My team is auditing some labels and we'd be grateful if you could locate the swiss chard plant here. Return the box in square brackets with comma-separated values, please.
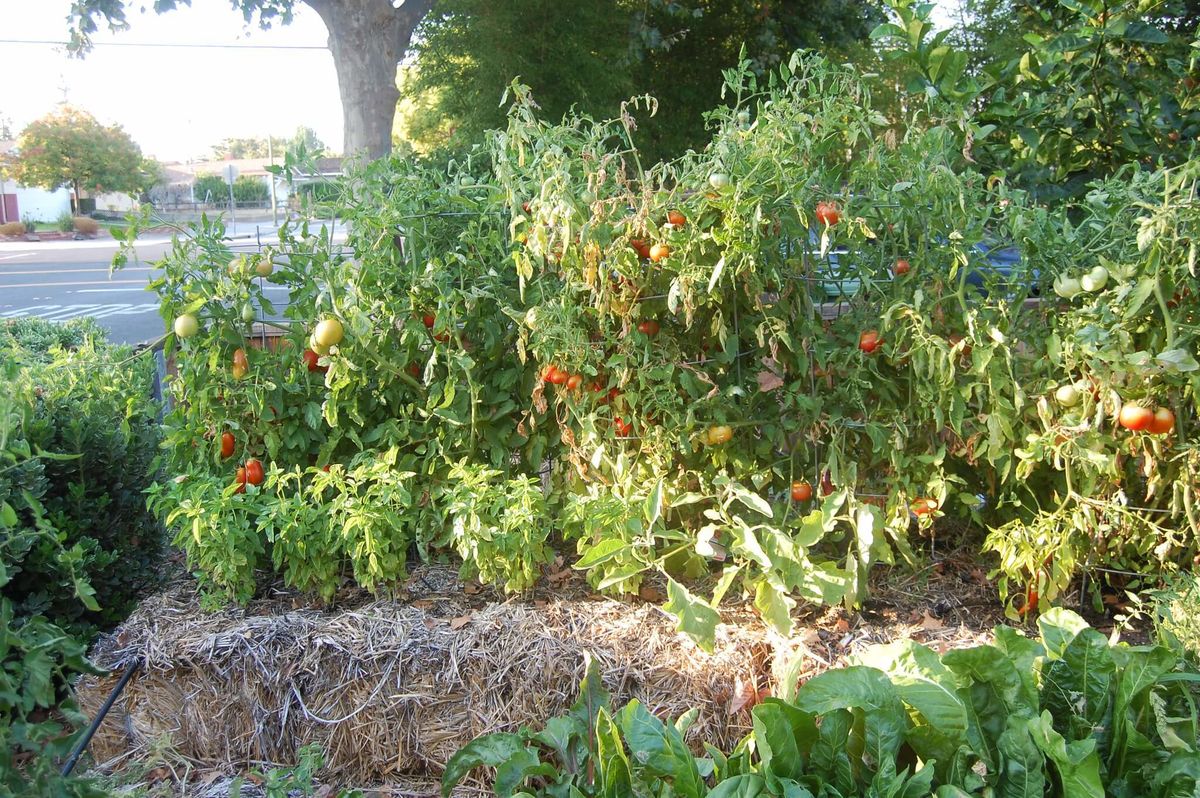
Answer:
[444, 610, 1200, 798]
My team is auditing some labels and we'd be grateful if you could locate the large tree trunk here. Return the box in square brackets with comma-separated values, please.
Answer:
[305, 0, 432, 161]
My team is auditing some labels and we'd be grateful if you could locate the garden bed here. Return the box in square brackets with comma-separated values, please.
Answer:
[75, 554, 1008, 791]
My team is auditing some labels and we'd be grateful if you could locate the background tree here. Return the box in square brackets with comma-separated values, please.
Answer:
[12, 106, 156, 209]
[288, 125, 327, 155]
[67, 0, 435, 160]
[402, 0, 884, 161]
[212, 136, 271, 159]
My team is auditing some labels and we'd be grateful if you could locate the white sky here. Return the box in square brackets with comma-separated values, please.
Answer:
[0, 1, 958, 165]
[0, 0, 342, 163]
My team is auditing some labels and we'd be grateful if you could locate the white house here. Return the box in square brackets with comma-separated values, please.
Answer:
[0, 140, 72, 225]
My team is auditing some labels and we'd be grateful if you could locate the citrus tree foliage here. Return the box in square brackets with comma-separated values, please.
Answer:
[11, 106, 157, 199]
[131, 53, 1199, 646]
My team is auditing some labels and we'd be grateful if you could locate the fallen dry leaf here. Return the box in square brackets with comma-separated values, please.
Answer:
[756, 370, 785, 392]
[450, 614, 473, 630]
[727, 675, 765, 715]
[834, 617, 851, 634]
[410, 599, 434, 610]
[638, 585, 665, 602]
[463, 581, 481, 595]
[921, 610, 945, 631]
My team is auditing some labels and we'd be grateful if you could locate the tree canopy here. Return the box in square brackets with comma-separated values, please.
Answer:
[400, 0, 884, 161]
[11, 106, 157, 200]
[211, 127, 328, 160]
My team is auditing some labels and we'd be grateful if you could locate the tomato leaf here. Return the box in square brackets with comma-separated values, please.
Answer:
[664, 577, 721, 652]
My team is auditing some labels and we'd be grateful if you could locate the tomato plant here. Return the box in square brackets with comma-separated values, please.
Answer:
[122, 52, 1198, 644]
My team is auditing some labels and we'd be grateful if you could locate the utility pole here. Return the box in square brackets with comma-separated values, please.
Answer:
[223, 163, 239, 235]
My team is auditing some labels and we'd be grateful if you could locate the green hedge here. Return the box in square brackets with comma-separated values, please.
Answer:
[0, 318, 163, 636]
[446, 610, 1200, 798]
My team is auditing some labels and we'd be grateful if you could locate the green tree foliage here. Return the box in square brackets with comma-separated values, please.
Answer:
[212, 136, 271, 159]
[11, 106, 157, 202]
[402, 0, 883, 160]
[875, 0, 1200, 202]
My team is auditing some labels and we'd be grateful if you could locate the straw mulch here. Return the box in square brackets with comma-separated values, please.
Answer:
[75, 567, 771, 785]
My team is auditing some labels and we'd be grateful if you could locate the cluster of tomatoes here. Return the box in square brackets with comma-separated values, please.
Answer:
[1117, 404, 1176, 434]
[219, 431, 264, 494]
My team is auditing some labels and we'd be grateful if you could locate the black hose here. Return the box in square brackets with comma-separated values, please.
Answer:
[61, 659, 141, 777]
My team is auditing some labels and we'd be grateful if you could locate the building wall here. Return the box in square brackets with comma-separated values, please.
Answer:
[93, 191, 138, 213]
[13, 186, 71, 222]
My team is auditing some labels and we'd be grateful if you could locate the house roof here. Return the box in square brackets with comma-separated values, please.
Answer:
[161, 155, 344, 185]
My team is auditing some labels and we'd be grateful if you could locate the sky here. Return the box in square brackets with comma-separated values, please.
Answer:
[0, 0, 342, 163]
[0, 2, 958, 165]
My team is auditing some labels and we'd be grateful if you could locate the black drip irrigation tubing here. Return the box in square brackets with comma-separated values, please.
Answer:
[61, 659, 141, 777]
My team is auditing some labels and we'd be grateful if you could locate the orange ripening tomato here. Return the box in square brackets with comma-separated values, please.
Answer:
[667, 210, 686, 227]
[649, 243, 671, 262]
[1118, 404, 1154, 431]
[234, 466, 247, 494]
[220, 431, 235, 459]
[1149, 407, 1175, 434]
[791, 481, 813, 502]
[894, 258, 910, 276]
[232, 348, 249, 380]
[637, 319, 661, 336]
[911, 498, 938, 516]
[566, 374, 583, 390]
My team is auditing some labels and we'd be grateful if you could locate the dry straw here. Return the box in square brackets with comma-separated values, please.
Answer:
[75, 568, 769, 785]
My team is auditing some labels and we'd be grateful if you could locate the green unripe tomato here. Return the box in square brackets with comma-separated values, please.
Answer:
[173, 313, 199, 339]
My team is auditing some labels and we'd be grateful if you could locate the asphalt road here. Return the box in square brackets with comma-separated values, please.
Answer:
[0, 231, 317, 346]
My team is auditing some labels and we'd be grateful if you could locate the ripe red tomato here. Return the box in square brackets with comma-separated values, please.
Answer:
[614, 416, 633, 436]
[302, 348, 327, 373]
[791, 481, 813, 502]
[232, 348, 249, 380]
[234, 466, 247, 494]
[245, 458, 264, 486]
[637, 319, 661, 336]
[815, 201, 841, 226]
[407, 362, 421, 378]
[220, 431, 234, 459]
[543, 365, 568, 385]
[566, 374, 583, 390]
[1118, 404, 1154, 431]
[667, 210, 686, 227]
[630, 239, 650, 259]
[422, 313, 436, 329]
[858, 330, 881, 354]
[1149, 407, 1176, 434]
[894, 258, 910, 276]
[521, 201, 531, 214]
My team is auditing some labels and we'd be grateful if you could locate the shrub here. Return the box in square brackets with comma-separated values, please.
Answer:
[0, 319, 163, 637]
[193, 173, 227, 205]
[0, 221, 24, 236]
[57, 210, 75, 232]
[231, 174, 269, 204]
[20, 213, 38, 232]
[0, 361, 112, 797]
[0, 317, 108, 364]
[447, 610, 1200, 798]
[73, 216, 100, 235]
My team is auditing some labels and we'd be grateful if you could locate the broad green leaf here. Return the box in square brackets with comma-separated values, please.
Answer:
[617, 700, 706, 798]
[752, 699, 818, 783]
[996, 717, 1045, 798]
[853, 640, 968, 741]
[754, 576, 796, 636]
[664, 577, 721, 652]
[1042, 629, 1114, 734]
[1038, 608, 1089, 659]
[1027, 712, 1103, 798]
[796, 666, 908, 775]
[574, 538, 628, 569]
[441, 733, 535, 797]
[708, 774, 768, 798]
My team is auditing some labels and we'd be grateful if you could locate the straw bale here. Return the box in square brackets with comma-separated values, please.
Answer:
[75, 571, 769, 784]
